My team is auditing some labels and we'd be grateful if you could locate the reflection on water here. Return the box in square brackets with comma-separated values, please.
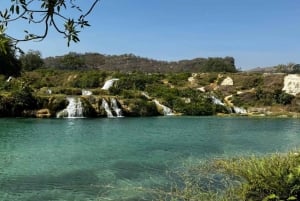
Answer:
[0, 117, 299, 200]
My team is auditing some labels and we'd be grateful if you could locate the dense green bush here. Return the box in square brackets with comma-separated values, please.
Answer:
[52, 87, 82, 95]
[202, 57, 237, 73]
[10, 86, 37, 116]
[116, 74, 150, 91]
[167, 72, 191, 86]
[123, 99, 159, 117]
[0, 95, 14, 116]
[47, 96, 68, 115]
[19, 50, 44, 71]
[156, 151, 300, 201]
[214, 152, 300, 201]
[0, 36, 21, 76]
[273, 89, 294, 105]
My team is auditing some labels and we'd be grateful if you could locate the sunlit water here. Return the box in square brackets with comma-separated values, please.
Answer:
[0, 117, 299, 200]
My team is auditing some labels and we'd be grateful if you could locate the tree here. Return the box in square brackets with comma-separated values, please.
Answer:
[0, 0, 100, 51]
[0, 35, 21, 76]
[19, 50, 44, 71]
[61, 52, 85, 69]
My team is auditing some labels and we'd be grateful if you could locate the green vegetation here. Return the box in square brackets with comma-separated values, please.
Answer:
[0, 66, 298, 117]
[19, 50, 44, 71]
[0, 47, 299, 118]
[0, 35, 21, 76]
[43, 53, 237, 73]
[156, 151, 300, 201]
[0, 1, 100, 49]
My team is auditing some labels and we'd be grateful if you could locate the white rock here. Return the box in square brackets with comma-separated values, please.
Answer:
[221, 77, 234, 86]
[197, 87, 206, 92]
[282, 74, 300, 96]
[82, 89, 92, 96]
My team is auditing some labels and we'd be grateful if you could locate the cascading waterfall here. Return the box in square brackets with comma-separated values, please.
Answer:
[111, 98, 123, 117]
[154, 100, 174, 116]
[101, 79, 119, 90]
[211, 96, 225, 106]
[233, 106, 247, 114]
[82, 89, 92, 96]
[57, 97, 84, 118]
[212, 96, 247, 115]
[101, 99, 114, 118]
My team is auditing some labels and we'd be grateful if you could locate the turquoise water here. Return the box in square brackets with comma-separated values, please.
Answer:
[0, 117, 299, 200]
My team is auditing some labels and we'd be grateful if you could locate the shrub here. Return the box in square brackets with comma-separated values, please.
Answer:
[0, 95, 14, 116]
[167, 72, 191, 87]
[156, 151, 300, 201]
[213, 152, 300, 201]
[11, 85, 37, 116]
[123, 99, 159, 116]
[48, 96, 68, 115]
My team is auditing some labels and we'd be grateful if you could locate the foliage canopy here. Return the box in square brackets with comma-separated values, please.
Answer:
[0, 0, 100, 51]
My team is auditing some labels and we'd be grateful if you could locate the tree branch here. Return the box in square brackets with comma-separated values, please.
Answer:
[0, 0, 100, 50]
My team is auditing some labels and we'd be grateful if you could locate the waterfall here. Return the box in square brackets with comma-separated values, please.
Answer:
[82, 89, 92, 96]
[154, 100, 174, 116]
[101, 99, 114, 118]
[111, 98, 123, 117]
[211, 96, 225, 106]
[211, 96, 232, 113]
[57, 97, 84, 118]
[211, 96, 247, 115]
[101, 79, 119, 90]
[233, 106, 247, 115]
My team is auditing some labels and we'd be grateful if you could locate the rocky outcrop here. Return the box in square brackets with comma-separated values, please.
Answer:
[221, 77, 234, 86]
[282, 74, 300, 96]
[36, 109, 51, 118]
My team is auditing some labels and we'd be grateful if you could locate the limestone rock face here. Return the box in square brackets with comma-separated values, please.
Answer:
[36, 109, 51, 118]
[282, 74, 300, 96]
[221, 77, 234, 86]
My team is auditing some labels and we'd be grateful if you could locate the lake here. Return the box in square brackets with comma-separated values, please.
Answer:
[0, 117, 299, 200]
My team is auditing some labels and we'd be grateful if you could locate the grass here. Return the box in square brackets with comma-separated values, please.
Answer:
[154, 151, 300, 201]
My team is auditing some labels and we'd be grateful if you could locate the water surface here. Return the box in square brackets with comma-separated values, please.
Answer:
[0, 117, 299, 200]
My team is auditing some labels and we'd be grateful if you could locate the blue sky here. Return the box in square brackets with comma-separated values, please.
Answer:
[4, 0, 300, 69]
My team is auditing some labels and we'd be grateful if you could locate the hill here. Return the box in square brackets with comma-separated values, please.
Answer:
[43, 52, 237, 73]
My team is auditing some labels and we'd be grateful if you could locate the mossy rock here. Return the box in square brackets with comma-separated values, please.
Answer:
[122, 99, 159, 117]
[80, 96, 97, 117]
[48, 96, 68, 116]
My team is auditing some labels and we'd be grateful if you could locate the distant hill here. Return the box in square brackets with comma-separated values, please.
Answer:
[43, 52, 237, 73]
[248, 63, 300, 74]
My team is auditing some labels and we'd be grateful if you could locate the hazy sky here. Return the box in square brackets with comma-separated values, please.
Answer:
[4, 0, 300, 69]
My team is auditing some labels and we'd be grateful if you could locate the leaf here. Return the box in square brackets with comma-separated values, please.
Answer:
[262, 194, 279, 201]
[10, 5, 15, 14]
[288, 196, 297, 200]
[0, 38, 8, 54]
[16, 5, 20, 15]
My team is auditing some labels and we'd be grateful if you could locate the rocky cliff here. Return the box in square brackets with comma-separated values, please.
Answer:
[1, 71, 300, 118]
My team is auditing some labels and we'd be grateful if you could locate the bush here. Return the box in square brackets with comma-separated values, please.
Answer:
[48, 96, 68, 115]
[213, 152, 300, 201]
[123, 99, 159, 116]
[167, 72, 191, 86]
[0, 95, 14, 116]
[156, 151, 300, 201]
[52, 87, 82, 95]
[11, 85, 37, 116]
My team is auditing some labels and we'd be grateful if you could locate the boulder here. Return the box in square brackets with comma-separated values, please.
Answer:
[221, 77, 234, 86]
[282, 74, 300, 96]
[36, 109, 51, 118]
